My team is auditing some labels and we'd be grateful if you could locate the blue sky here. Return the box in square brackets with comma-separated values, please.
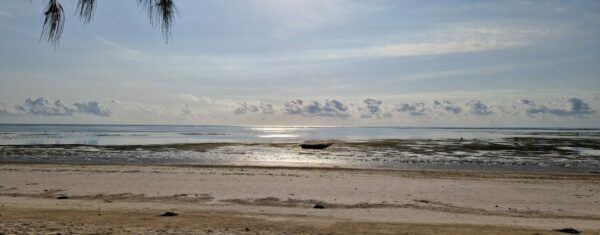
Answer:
[0, 0, 599, 126]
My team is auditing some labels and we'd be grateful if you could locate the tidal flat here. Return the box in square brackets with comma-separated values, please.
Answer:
[1, 136, 599, 173]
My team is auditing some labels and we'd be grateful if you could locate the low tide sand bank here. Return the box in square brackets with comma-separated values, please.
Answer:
[1, 164, 599, 234]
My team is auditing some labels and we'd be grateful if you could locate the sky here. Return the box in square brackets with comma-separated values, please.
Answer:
[0, 0, 599, 127]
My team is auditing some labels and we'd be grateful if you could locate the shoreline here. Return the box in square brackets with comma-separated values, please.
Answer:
[1, 163, 599, 234]
[3, 161, 600, 176]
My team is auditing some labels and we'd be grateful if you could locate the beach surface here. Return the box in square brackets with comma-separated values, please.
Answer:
[1, 163, 599, 234]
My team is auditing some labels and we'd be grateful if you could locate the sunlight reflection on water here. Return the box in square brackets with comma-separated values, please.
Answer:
[257, 134, 299, 138]
[1, 124, 599, 148]
[250, 126, 314, 132]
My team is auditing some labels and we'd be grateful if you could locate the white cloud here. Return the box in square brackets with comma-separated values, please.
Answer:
[524, 98, 595, 117]
[468, 100, 494, 116]
[2, 97, 111, 117]
[554, 7, 568, 12]
[117, 96, 599, 122]
[284, 99, 350, 118]
[173, 93, 202, 102]
[433, 100, 463, 114]
[93, 24, 558, 77]
[0, 10, 13, 20]
[181, 104, 193, 116]
[234, 102, 274, 115]
[73, 101, 111, 117]
[304, 25, 558, 60]
[396, 102, 428, 116]
[0, 101, 16, 115]
[2, 95, 598, 126]
[256, 0, 357, 34]
[358, 98, 392, 119]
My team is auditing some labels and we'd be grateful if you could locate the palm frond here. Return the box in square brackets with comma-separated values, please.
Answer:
[39, 0, 178, 47]
[76, 0, 96, 24]
[138, 0, 178, 42]
[40, 0, 65, 47]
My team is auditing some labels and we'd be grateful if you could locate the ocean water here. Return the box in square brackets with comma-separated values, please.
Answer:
[1, 124, 598, 145]
[1, 124, 599, 173]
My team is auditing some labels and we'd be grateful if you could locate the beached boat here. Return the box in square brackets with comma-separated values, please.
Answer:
[299, 143, 333, 149]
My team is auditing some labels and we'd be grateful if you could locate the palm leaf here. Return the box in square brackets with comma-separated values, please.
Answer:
[40, 0, 178, 47]
[76, 0, 96, 24]
[138, 0, 178, 42]
[40, 0, 64, 47]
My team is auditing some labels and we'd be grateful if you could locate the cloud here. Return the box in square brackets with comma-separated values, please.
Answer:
[554, 7, 568, 12]
[397, 102, 428, 116]
[468, 100, 493, 115]
[15, 98, 76, 116]
[3, 95, 598, 125]
[73, 101, 111, 117]
[526, 98, 595, 116]
[284, 99, 350, 117]
[396, 100, 467, 117]
[0, 102, 14, 115]
[234, 102, 274, 115]
[107, 98, 161, 114]
[433, 100, 463, 114]
[522, 99, 535, 105]
[258, 0, 355, 33]
[181, 104, 193, 115]
[10, 97, 111, 117]
[359, 98, 392, 118]
[292, 25, 557, 61]
[362, 98, 382, 114]
[0, 10, 12, 20]
[92, 24, 559, 81]
[173, 93, 202, 102]
[171, 94, 241, 110]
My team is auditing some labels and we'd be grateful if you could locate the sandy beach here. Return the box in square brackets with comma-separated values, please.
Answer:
[1, 163, 599, 234]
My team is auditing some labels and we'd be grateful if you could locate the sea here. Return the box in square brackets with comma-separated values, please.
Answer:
[1, 124, 599, 173]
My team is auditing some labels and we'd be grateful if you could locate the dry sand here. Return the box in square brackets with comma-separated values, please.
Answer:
[1, 163, 599, 234]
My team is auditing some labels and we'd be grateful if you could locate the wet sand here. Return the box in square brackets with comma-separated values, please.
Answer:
[1, 163, 599, 234]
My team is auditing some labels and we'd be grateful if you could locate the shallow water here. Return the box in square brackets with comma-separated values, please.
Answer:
[1, 124, 599, 173]
[1, 124, 598, 145]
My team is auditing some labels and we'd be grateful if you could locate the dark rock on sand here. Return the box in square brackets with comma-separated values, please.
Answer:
[160, 211, 178, 217]
[554, 228, 581, 234]
[56, 195, 69, 200]
[313, 204, 325, 209]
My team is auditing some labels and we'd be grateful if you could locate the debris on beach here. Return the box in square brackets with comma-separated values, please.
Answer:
[554, 228, 581, 234]
[160, 211, 178, 217]
[56, 195, 69, 200]
[313, 204, 325, 209]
